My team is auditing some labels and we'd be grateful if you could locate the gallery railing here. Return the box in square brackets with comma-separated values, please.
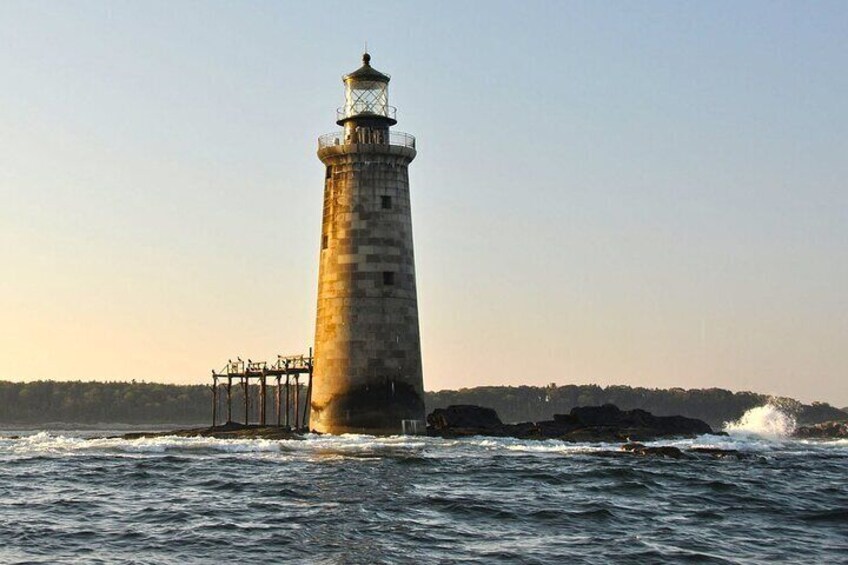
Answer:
[318, 130, 416, 150]
[336, 104, 397, 122]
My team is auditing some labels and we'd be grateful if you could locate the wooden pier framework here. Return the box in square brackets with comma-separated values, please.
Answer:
[211, 351, 313, 431]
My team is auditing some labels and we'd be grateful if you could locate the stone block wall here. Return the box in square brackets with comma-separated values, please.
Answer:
[310, 143, 424, 434]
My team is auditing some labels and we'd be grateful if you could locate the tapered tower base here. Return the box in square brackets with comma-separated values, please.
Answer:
[310, 143, 424, 435]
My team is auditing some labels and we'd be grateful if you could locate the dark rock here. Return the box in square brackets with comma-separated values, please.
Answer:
[620, 443, 751, 459]
[688, 447, 749, 459]
[620, 442, 686, 459]
[621, 442, 646, 451]
[567, 404, 713, 438]
[426, 403, 714, 442]
[793, 420, 848, 439]
[570, 404, 627, 426]
[119, 424, 308, 441]
[552, 413, 580, 425]
[215, 420, 252, 432]
[536, 418, 582, 438]
[502, 422, 540, 438]
[642, 446, 686, 459]
[426, 405, 502, 431]
[560, 427, 628, 443]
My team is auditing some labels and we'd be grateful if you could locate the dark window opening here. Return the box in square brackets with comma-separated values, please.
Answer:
[383, 271, 395, 286]
[322, 234, 329, 249]
[325, 166, 332, 179]
[381, 195, 392, 210]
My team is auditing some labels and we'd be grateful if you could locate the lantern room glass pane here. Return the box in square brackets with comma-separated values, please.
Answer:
[344, 80, 389, 118]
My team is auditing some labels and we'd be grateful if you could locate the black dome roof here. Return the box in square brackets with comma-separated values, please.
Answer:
[343, 53, 391, 83]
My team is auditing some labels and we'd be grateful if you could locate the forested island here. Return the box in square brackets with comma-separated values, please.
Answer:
[429, 385, 846, 428]
[0, 380, 844, 428]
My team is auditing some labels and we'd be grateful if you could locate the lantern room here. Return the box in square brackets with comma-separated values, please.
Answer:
[336, 53, 397, 142]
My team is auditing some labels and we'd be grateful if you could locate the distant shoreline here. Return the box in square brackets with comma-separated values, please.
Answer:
[1, 380, 845, 429]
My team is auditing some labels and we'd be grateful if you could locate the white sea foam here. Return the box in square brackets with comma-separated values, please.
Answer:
[0, 430, 446, 460]
[5, 432, 287, 455]
[1, 431, 611, 459]
[723, 404, 797, 440]
[4, 418, 845, 460]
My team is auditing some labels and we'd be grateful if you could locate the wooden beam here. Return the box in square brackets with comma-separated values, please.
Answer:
[294, 374, 300, 430]
[301, 374, 310, 430]
[226, 376, 233, 423]
[275, 376, 282, 427]
[285, 374, 291, 429]
[304, 364, 313, 430]
[211, 375, 218, 428]
[259, 374, 267, 426]
[211, 351, 314, 428]
[242, 376, 249, 425]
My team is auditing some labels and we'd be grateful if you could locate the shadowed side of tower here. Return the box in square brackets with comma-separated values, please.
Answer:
[310, 53, 425, 435]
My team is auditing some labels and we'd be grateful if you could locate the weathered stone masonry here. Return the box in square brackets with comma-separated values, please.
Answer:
[309, 55, 425, 434]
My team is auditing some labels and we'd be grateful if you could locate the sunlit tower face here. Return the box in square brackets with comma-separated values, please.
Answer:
[310, 53, 424, 435]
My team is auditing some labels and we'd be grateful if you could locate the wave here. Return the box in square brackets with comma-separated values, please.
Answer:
[0, 431, 438, 458]
[3, 424, 846, 460]
[3, 432, 288, 455]
[723, 404, 797, 439]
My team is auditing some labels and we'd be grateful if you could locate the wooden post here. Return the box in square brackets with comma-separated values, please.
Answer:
[303, 348, 313, 429]
[285, 374, 291, 429]
[276, 376, 282, 427]
[304, 366, 313, 430]
[211, 375, 218, 428]
[259, 374, 267, 426]
[294, 374, 300, 430]
[301, 373, 310, 430]
[243, 376, 249, 425]
[226, 376, 233, 423]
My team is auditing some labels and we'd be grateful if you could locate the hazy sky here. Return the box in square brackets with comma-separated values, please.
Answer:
[1, 1, 846, 405]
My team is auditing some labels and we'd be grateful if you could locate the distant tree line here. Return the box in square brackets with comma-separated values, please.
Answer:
[0, 381, 211, 425]
[0, 380, 305, 426]
[0, 380, 844, 427]
[427, 384, 847, 427]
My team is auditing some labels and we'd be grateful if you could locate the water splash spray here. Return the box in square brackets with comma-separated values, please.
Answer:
[724, 404, 797, 439]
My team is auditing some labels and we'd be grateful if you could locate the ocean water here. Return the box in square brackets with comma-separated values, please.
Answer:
[1, 408, 846, 564]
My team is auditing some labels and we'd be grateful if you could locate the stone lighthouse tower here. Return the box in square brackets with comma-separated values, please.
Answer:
[310, 53, 425, 435]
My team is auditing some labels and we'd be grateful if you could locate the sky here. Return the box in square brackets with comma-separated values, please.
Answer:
[1, 1, 846, 405]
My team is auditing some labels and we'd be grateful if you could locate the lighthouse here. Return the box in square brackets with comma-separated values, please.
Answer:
[310, 53, 425, 434]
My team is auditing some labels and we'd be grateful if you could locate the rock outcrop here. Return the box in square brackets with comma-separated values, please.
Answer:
[120, 422, 306, 440]
[793, 420, 848, 440]
[621, 442, 686, 459]
[619, 442, 751, 459]
[425, 405, 503, 430]
[427, 403, 714, 442]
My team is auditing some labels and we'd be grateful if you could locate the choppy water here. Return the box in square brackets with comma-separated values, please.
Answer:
[1, 413, 846, 564]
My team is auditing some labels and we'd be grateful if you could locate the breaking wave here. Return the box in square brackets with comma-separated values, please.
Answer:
[3, 431, 288, 455]
[724, 404, 797, 439]
[5, 423, 842, 462]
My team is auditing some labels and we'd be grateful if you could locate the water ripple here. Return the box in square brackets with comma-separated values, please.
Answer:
[0, 430, 846, 563]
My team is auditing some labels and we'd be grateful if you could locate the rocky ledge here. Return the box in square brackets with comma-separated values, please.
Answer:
[426, 403, 716, 442]
[793, 420, 848, 440]
[119, 421, 307, 440]
[117, 404, 718, 444]
[617, 442, 753, 460]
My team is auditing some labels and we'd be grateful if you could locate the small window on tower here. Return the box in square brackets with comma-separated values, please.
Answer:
[381, 195, 392, 210]
[383, 271, 395, 286]
[325, 166, 333, 179]
[322, 235, 329, 250]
